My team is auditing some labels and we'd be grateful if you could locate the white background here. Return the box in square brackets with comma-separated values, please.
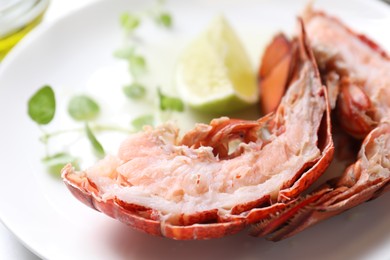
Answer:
[0, 1, 96, 258]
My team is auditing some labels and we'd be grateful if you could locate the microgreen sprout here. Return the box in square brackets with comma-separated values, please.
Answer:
[149, 0, 173, 28]
[68, 95, 100, 121]
[155, 12, 172, 28]
[131, 114, 154, 131]
[28, 0, 180, 177]
[85, 123, 105, 158]
[120, 12, 141, 34]
[28, 85, 56, 125]
[42, 152, 80, 177]
[158, 88, 184, 112]
[27, 86, 132, 177]
[114, 47, 147, 80]
[123, 82, 146, 99]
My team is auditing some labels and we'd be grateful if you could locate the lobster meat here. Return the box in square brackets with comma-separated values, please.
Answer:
[63, 7, 390, 241]
[255, 7, 390, 240]
[62, 20, 334, 239]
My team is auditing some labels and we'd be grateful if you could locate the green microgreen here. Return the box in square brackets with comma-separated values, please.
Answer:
[114, 47, 147, 79]
[148, 0, 173, 28]
[123, 83, 146, 99]
[68, 95, 100, 121]
[155, 12, 172, 28]
[28, 1, 177, 177]
[85, 123, 105, 158]
[42, 152, 80, 177]
[113, 46, 135, 60]
[131, 114, 154, 131]
[120, 12, 141, 34]
[129, 54, 147, 77]
[28, 85, 56, 125]
[158, 88, 184, 112]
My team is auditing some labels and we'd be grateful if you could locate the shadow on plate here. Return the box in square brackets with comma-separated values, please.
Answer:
[99, 191, 390, 260]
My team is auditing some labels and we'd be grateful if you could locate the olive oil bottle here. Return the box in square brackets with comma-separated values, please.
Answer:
[0, 0, 49, 60]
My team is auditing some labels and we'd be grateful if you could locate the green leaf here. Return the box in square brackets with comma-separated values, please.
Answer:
[131, 114, 154, 131]
[113, 47, 146, 78]
[68, 95, 100, 121]
[42, 152, 79, 177]
[28, 85, 56, 125]
[149, 0, 172, 28]
[158, 88, 184, 112]
[85, 124, 105, 158]
[129, 54, 147, 77]
[120, 12, 141, 33]
[123, 83, 146, 99]
[113, 46, 134, 60]
[156, 12, 172, 28]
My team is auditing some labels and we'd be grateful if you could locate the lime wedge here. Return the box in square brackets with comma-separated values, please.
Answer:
[176, 15, 258, 114]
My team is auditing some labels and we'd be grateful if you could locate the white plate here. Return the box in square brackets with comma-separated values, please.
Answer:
[1, 0, 390, 259]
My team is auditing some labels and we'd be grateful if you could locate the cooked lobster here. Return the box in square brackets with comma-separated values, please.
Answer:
[62, 7, 390, 241]
[62, 19, 334, 239]
[255, 7, 390, 241]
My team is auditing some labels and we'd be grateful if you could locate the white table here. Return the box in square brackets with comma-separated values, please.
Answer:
[0, 1, 96, 258]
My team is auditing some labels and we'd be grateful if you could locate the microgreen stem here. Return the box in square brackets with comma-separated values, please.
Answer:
[40, 127, 81, 141]
[38, 125, 50, 157]
[93, 124, 134, 134]
[39, 124, 133, 142]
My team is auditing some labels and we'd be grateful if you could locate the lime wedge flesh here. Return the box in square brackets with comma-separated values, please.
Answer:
[176, 15, 258, 114]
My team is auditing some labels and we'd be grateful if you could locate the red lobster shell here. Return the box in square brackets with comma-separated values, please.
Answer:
[254, 7, 390, 241]
[62, 19, 334, 240]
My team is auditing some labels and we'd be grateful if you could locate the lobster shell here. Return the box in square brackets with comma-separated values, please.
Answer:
[254, 7, 390, 241]
[62, 19, 334, 240]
